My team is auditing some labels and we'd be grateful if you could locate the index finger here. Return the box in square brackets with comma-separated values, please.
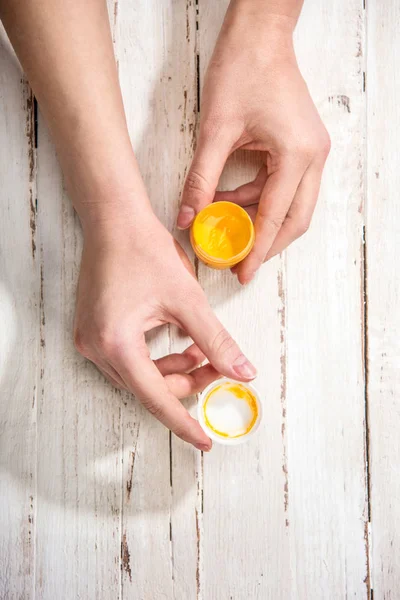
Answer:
[237, 160, 306, 284]
[114, 339, 212, 451]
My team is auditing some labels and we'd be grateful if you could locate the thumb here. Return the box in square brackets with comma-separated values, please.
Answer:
[177, 129, 233, 229]
[178, 295, 257, 381]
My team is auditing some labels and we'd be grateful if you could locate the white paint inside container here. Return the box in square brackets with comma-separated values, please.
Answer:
[198, 378, 262, 446]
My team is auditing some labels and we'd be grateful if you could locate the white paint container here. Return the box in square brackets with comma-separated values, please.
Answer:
[198, 378, 262, 446]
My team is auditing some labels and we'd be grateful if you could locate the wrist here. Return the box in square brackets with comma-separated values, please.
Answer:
[79, 188, 155, 243]
[59, 140, 155, 238]
[68, 164, 155, 242]
[220, 1, 297, 64]
[229, 0, 302, 24]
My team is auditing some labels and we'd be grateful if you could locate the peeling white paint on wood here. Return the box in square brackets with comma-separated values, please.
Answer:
[287, 1, 368, 597]
[367, 1, 400, 597]
[0, 29, 39, 600]
[0, 0, 399, 598]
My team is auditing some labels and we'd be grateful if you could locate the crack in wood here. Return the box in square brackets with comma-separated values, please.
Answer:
[362, 224, 372, 597]
[126, 449, 136, 501]
[24, 82, 37, 260]
[194, 451, 204, 598]
[278, 268, 289, 523]
[29, 190, 36, 260]
[121, 533, 132, 582]
[40, 263, 46, 343]
[195, 507, 200, 597]
[186, 0, 191, 41]
[112, 0, 118, 44]
[328, 94, 351, 113]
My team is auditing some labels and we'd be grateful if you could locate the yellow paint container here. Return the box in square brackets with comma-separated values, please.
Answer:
[198, 378, 262, 446]
[190, 201, 255, 269]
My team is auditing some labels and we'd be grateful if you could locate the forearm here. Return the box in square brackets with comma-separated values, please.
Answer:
[0, 0, 149, 233]
[207, 0, 303, 76]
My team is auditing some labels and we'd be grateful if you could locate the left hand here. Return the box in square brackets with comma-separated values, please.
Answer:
[177, 5, 331, 284]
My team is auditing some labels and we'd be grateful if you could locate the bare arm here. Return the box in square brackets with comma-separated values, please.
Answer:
[0, 0, 146, 230]
[0, 0, 256, 449]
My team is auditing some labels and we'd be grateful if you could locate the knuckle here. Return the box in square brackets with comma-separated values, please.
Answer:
[258, 208, 285, 233]
[94, 324, 129, 359]
[268, 217, 285, 232]
[95, 326, 117, 356]
[185, 169, 210, 196]
[257, 203, 285, 232]
[73, 325, 95, 360]
[74, 314, 132, 361]
[73, 327, 90, 356]
[296, 130, 331, 162]
[286, 212, 311, 238]
[210, 327, 239, 360]
[319, 131, 332, 158]
[298, 141, 319, 161]
[296, 218, 311, 237]
[143, 399, 165, 421]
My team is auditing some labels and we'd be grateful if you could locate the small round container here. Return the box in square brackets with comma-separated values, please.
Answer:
[198, 378, 262, 446]
[190, 201, 255, 269]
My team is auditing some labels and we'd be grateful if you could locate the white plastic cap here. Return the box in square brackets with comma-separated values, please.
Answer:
[197, 377, 262, 446]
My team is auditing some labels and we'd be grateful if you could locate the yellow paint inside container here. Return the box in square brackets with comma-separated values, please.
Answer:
[203, 381, 259, 439]
[190, 201, 255, 269]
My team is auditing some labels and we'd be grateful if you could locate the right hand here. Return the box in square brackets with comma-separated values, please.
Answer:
[74, 210, 257, 451]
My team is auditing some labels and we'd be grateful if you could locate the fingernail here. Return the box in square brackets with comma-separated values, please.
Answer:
[233, 355, 257, 380]
[196, 442, 212, 452]
[177, 205, 195, 229]
[241, 272, 255, 286]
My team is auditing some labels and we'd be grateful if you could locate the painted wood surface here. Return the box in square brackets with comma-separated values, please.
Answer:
[0, 0, 398, 598]
[0, 30, 39, 600]
[367, 2, 400, 597]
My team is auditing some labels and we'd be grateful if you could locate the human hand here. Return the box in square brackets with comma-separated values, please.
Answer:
[177, 4, 331, 284]
[73, 209, 257, 451]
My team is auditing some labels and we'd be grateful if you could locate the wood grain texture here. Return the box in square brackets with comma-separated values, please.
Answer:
[197, 3, 290, 598]
[1, 0, 400, 598]
[34, 120, 122, 600]
[116, 1, 195, 597]
[287, 0, 369, 597]
[34, 1, 123, 597]
[198, 0, 369, 598]
[367, 1, 400, 597]
[0, 26, 38, 600]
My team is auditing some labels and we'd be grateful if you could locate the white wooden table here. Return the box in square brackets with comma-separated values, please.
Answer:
[0, 1, 399, 598]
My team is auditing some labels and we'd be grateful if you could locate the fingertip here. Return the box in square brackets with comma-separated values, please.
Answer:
[180, 413, 212, 450]
[232, 355, 257, 380]
[236, 267, 255, 286]
[177, 205, 195, 229]
[236, 253, 259, 285]
[195, 440, 212, 452]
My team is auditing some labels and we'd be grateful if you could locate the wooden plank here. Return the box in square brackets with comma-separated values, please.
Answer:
[197, 3, 290, 598]
[115, 1, 196, 597]
[198, 0, 368, 597]
[288, 0, 368, 596]
[34, 2, 123, 596]
[0, 27, 38, 600]
[164, 3, 204, 600]
[367, 1, 400, 596]
[34, 120, 122, 600]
